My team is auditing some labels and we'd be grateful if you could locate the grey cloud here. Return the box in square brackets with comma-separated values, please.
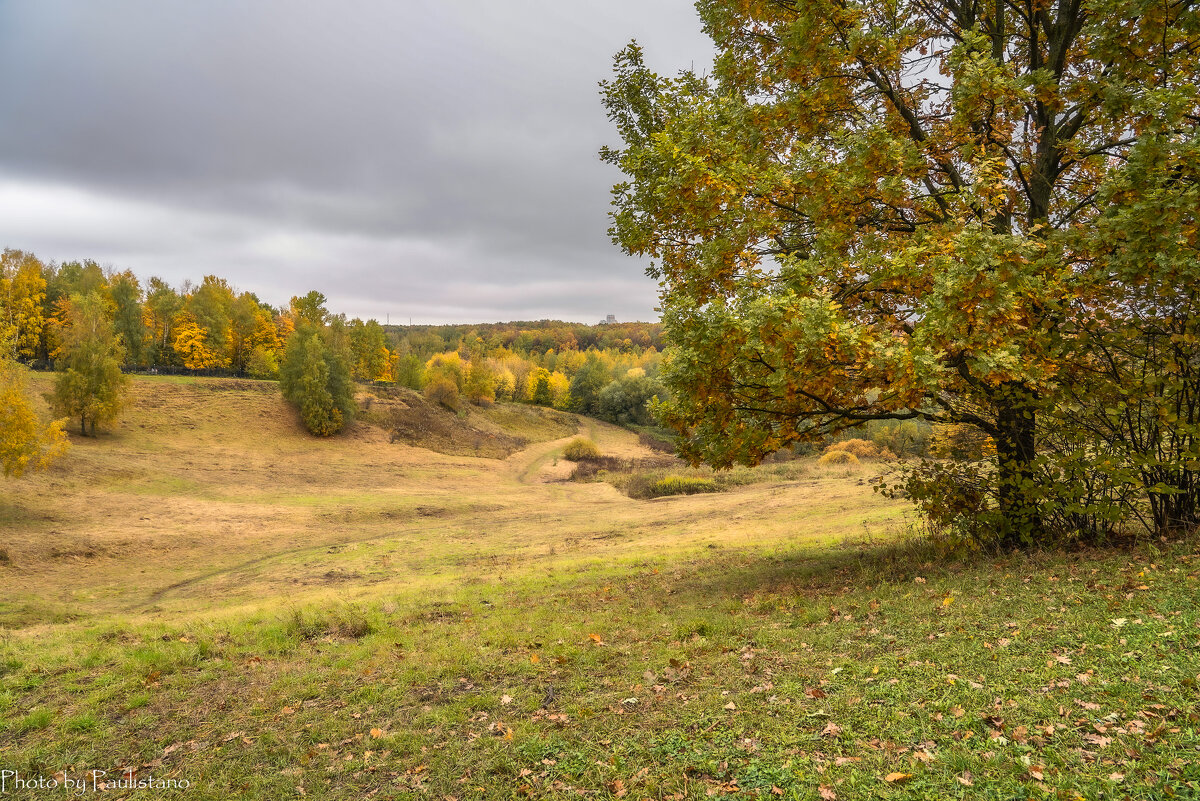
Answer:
[0, 1, 711, 322]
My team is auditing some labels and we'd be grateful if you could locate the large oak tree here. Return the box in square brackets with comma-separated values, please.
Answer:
[602, 0, 1200, 541]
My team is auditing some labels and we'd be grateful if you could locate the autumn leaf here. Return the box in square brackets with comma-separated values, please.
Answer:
[588, 633, 605, 645]
[884, 773, 912, 784]
[819, 786, 837, 800]
[369, 728, 384, 738]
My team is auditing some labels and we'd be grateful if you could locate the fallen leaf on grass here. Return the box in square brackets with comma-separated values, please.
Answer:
[370, 728, 384, 738]
[588, 634, 605, 645]
[819, 786, 836, 800]
[501, 695, 513, 706]
[884, 773, 912, 784]
[821, 722, 842, 738]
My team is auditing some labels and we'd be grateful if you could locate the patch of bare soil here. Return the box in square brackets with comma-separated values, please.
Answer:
[357, 387, 529, 459]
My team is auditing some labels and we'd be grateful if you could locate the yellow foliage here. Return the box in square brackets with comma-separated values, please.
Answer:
[0, 250, 47, 360]
[173, 315, 231, 369]
[0, 357, 68, 477]
[824, 438, 880, 459]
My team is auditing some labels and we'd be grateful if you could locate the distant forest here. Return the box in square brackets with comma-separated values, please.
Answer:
[0, 248, 666, 425]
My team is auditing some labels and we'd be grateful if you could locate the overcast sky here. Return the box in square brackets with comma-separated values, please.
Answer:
[0, 1, 712, 324]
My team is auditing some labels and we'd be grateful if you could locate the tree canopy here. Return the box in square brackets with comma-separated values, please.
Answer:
[51, 293, 129, 437]
[602, 0, 1200, 543]
[0, 342, 67, 478]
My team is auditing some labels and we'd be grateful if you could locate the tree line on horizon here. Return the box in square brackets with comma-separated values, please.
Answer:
[0, 248, 668, 443]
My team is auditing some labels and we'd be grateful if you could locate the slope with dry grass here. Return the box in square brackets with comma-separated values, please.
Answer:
[2, 376, 1196, 800]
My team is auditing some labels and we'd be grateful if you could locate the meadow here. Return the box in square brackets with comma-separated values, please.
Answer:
[1, 375, 1197, 799]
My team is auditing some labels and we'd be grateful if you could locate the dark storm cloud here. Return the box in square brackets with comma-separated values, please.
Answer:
[0, 1, 712, 323]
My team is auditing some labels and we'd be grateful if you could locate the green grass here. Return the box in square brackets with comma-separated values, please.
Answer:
[1, 376, 1197, 799]
[3, 537, 1198, 799]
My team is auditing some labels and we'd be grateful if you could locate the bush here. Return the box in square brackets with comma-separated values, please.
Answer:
[423, 378, 461, 412]
[866, 419, 932, 457]
[825, 438, 879, 459]
[646, 476, 720, 497]
[819, 450, 859, 465]
[562, 438, 602, 461]
[623, 472, 721, 498]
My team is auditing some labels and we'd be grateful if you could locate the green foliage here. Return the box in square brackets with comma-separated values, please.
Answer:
[50, 293, 129, 436]
[567, 353, 612, 416]
[280, 327, 354, 436]
[349, 318, 389, 382]
[289, 290, 328, 329]
[528, 367, 554, 407]
[108, 271, 148, 367]
[627, 474, 720, 499]
[561, 438, 601, 462]
[866, 419, 931, 458]
[247, 346, 279, 380]
[601, 2, 1200, 546]
[596, 370, 661, 426]
[930, 424, 995, 462]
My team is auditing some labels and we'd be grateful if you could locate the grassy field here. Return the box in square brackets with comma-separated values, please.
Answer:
[1, 375, 1198, 799]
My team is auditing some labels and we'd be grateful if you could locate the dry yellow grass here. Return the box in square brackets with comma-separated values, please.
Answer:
[1, 374, 907, 627]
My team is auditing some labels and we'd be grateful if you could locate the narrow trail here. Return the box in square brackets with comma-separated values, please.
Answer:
[136, 425, 604, 611]
[507, 423, 586, 484]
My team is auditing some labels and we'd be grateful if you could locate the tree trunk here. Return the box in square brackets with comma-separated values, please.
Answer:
[80, 415, 86, 436]
[994, 382, 1044, 545]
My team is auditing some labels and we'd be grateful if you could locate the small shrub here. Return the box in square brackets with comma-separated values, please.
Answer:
[625, 473, 721, 498]
[424, 378, 461, 412]
[562, 438, 602, 461]
[819, 450, 859, 465]
[651, 476, 720, 497]
[825, 439, 879, 459]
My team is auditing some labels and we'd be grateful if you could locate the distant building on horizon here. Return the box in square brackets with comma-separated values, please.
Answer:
[599, 314, 617, 325]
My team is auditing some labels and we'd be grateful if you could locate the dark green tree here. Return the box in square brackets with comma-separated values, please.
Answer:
[568, 353, 612, 417]
[109, 271, 148, 367]
[280, 327, 355, 436]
